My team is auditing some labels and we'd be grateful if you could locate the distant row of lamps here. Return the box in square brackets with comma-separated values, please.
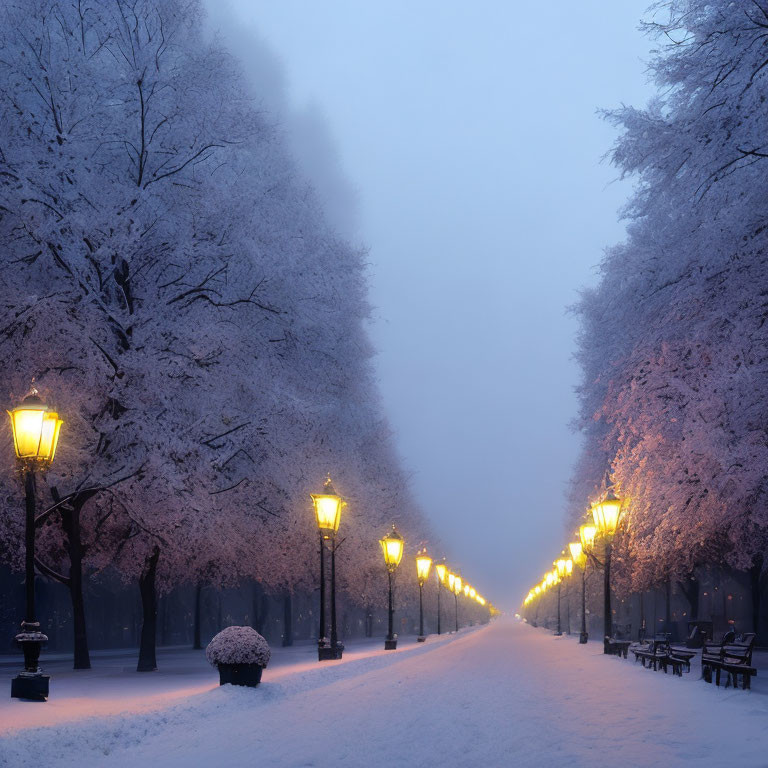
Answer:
[311, 479, 493, 657]
[522, 488, 624, 653]
[5, 391, 495, 699]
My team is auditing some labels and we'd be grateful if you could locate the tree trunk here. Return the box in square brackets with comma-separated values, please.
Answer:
[137, 548, 159, 672]
[664, 580, 672, 636]
[365, 605, 373, 637]
[749, 554, 763, 642]
[251, 582, 270, 636]
[282, 593, 293, 647]
[678, 577, 699, 621]
[61, 499, 91, 670]
[193, 582, 202, 649]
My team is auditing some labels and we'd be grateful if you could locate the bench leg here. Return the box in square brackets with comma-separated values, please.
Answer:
[703, 665, 711, 683]
[715, 668, 721, 687]
[745, 673, 751, 691]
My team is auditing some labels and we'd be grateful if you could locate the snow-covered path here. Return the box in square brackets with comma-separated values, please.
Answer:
[3, 619, 768, 767]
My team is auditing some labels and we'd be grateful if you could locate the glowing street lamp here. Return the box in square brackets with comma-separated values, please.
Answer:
[310, 477, 345, 661]
[435, 560, 447, 635]
[579, 523, 597, 552]
[592, 489, 624, 538]
[8, 392, 63, 701]
[569, 539, 589, 644]
[416, 548, 432, 642]
[453, 574, 462, 632]
[591, 488, 625, 654]
[380, 525, 404, 650]
[552, 558, 569, 636]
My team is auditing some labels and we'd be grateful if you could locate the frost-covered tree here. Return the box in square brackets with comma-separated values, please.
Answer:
[570, 1, 768, 627]
[0, 0, 434, 665]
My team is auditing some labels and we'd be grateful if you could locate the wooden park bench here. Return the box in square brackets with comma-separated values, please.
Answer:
[662, 647, 697, 676]
[701, 632, 757, 690]
[630, 633, 695, 676]
[632, 634, 670, 671]
[607, 639, 632, 658]
[605, 623, 633, 658]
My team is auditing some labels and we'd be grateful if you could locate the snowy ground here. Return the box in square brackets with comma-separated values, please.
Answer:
[3, 619, 768, 767]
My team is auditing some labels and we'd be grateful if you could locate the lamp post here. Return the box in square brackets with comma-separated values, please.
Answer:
[591, 489, 624, 654]
[554, 559, 568, 635]
[380, 525, 404, 650]
[8, 392, 63, 701]
[576, 523, 596, 643]
[416, 548, 432, 642]
[311, 477, 345, 661]
[435, 560, 447, 634]
[453, 575, 462, 631]
[447, 572, 457, 632]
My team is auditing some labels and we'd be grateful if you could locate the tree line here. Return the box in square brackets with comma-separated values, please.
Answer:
[568, 0, 768, 635]
[0, 0, 436, 668]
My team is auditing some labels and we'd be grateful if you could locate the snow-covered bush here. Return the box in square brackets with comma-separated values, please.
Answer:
[206, 627, 271, 667]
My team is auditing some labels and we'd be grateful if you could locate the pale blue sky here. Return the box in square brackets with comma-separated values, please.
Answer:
[206, 0, 654, 608]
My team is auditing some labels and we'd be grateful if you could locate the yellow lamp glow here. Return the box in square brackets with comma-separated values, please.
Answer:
[380, 525, 404, 571]
[569, 541, 585, 568]
[534, 585, 541, 595]
[463, 583, 470, 597]
[556, 559, 567, 578]
[454, 575, 462, 595]
[435, 561, 447, 584]
[579, 523, 597, 551]
[565, 558, 573, 576]
[470, 587, 476, 599]
[310, 476, 344, 538]
[416, 548, 432, 585]
[8, 394, 63, 463]
[591, 489, 624, 537]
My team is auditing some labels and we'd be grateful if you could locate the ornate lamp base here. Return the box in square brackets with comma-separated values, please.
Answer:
[12, 625, 49, 701]
[417, 636, 426, 643]
[384, 639, 398, 650]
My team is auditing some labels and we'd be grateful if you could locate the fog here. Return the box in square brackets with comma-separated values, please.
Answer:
[205, 0, 654, 609]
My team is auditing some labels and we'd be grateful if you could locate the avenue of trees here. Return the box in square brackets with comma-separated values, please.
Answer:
[567, 0, 768, 637]
[0, 0, 439, 667]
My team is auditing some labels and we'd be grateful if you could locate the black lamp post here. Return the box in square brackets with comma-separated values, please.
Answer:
[452, 574, 462, 632]
[8, 392, 63, 701]
[311, 477, 345, 661]
[380, 525, 404, 650]
[416, 548, 432, 642]
[435, 560, 446, 635]
[591, 489, 624, 654]
[576, 525, 595, 644]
